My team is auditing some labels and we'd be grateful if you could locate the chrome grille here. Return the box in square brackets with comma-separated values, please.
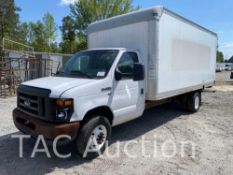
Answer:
[18, 93, 39, 115]
[17, 85, 51, 120]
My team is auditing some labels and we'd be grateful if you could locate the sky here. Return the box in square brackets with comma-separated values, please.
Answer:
[15, 0, 233, 60]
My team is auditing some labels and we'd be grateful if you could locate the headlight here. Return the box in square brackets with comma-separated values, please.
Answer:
[54, 99, 73, 120]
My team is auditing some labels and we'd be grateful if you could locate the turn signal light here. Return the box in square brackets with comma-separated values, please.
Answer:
[55, 99, 73, 107]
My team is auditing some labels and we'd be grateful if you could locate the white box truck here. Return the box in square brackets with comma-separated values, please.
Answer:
[13, 6, 217, 158]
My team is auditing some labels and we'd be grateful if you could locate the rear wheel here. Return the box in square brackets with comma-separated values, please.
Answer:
[76, 116, 111, 159]
[186, 91, 201, 112]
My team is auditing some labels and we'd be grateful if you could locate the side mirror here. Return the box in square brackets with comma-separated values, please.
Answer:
[133, 63, 144, 81]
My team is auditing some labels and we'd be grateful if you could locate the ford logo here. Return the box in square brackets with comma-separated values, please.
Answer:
[24, 99, 31, 107]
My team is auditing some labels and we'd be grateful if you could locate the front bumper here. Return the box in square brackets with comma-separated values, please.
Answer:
[13, 108, 80, 140]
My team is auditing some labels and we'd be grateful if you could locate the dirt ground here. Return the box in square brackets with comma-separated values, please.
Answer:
[215, 71, 233, 84]
[0, 85, 233, 175]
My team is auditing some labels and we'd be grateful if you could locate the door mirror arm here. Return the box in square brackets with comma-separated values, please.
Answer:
[115, 69, 122, 81]
[115, 64, 144, 81]
[115, 69, 133, 81]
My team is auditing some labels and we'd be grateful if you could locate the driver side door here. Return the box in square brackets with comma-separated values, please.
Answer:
[111, 52, 145, 126]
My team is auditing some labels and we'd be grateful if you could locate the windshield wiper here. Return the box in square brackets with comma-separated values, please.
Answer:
[70, 70, 94, 78]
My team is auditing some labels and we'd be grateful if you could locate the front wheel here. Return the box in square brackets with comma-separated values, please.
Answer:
[75, 116, 111, 159]
[186, 91, 201, 112]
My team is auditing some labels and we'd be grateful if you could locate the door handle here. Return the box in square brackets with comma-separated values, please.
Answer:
[101, 87, 112, 92]
[141, 88, 144, 95]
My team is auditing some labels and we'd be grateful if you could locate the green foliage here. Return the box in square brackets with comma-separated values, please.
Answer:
[17, 12, 58, 52]
[17, 22, 31, 44]
[43, 13, 57, 51]
[217, 51, 224, 63]
[1, 0, 139, 54]
[60, 0, 139, 53]
[30, 21, 48, 51]
[60, 16, 75, 42]
[0, 0, 20, 41]
[50, 42, 59, 53]
[70, 0, 139, 32]
[60, 16, 77, 53]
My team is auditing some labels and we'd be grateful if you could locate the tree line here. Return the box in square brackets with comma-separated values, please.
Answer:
[0, 0, 138, 54]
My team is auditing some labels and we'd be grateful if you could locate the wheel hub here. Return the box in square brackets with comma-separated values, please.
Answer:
[194, 96, 200, 110]
[88, 125, 107, 151]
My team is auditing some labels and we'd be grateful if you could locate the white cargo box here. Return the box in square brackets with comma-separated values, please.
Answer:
[87, 6, 217, 101]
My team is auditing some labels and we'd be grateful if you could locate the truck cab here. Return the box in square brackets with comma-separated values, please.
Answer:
[13, 48, 145, 158]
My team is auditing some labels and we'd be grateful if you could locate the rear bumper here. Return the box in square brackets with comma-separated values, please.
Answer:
[13, 108, 80, 141]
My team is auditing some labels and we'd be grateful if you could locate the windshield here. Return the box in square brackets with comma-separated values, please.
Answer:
[57, 50, 119, 79]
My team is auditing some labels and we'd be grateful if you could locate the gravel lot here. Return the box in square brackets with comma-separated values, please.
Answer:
[0, 86, 233, 175]
[216, 71, 233, 84]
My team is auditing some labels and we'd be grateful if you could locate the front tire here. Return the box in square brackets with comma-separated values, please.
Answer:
[186, 91, 201, 112]
[76, 116, 111, 159]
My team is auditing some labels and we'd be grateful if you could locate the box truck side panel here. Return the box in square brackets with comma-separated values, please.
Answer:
[155, 12, 217, 99]
[88, 21, 149, 56]
[87, 7, 217, 101]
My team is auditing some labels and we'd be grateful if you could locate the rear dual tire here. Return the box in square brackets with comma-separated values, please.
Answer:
[186, 91, 201, 112]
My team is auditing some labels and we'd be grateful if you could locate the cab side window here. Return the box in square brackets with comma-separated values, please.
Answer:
[117, 52, 139, 75]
